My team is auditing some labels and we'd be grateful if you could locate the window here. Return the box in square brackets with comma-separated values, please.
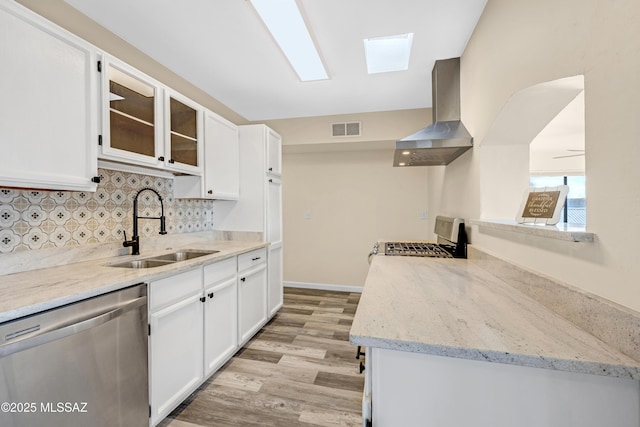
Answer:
[529, 176, 585, 226]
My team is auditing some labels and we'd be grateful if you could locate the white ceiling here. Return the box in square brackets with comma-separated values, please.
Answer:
[64, 0, 487, 121]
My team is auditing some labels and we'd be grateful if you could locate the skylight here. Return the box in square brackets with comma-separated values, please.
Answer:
[250, 0, 328, 82]
[364, 33, 414, 74]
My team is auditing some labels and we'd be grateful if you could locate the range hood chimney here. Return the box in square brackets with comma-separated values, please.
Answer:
[394, 57, 473, 167]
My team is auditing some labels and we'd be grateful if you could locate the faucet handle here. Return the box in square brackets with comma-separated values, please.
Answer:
[123, 230, 127, 241]
[159, 216, 167, 235]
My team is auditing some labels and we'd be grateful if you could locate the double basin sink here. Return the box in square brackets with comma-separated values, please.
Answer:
[109, 249, 219, 269]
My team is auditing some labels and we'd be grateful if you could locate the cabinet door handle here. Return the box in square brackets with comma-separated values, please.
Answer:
[207, 189, 213, 194]
[208, 292, 214, 299]
[359, 361, 365, 374]
[200, 296, 206, 303]
[158, 156, 165, 161]
[251, 257, 261, 261]
[240, 277, 246, 282]
[268, 167, 273, 172]
[168, 159, 175, 164]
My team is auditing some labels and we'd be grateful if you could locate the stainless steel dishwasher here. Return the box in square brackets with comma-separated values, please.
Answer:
[0, 283, 148, 427]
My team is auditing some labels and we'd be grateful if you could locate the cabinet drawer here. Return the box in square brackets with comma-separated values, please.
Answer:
[238, 248, 267, 272]
[204, 257, 237, 285]
[150, 267, 203, 311]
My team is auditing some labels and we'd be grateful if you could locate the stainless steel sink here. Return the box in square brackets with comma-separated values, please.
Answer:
[110, 259, 176, 269]
[151, 249, 219, 262]
[108, 249, 219, 268]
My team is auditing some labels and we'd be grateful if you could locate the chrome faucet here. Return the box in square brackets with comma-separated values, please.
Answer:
[123, 187, 167, 255]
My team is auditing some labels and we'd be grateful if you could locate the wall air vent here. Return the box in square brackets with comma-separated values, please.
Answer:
[332, 122, 361, 137]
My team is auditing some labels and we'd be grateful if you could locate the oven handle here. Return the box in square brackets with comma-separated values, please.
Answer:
[0, 296, 147, 358]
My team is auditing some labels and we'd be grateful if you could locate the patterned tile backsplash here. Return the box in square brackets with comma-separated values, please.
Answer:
[0, 168, 214, 253]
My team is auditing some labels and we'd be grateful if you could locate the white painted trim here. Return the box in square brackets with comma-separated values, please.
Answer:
[284, 281, 363, 293]
[98, 160, 176, 179]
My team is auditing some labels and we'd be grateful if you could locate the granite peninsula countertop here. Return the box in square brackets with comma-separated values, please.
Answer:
[350, 255, 640, 380]
[0, 240, 267, 323]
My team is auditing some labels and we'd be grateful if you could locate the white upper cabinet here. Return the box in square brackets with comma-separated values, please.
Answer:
[99, 55, 204, 175]
[203, 111, 239, 199]
[99, 55, 164, 168]
[174, 109, 238, 199]
[0, 1, 99, 192]
[266, 127, 282, 176]
[164, 90, 203, 175]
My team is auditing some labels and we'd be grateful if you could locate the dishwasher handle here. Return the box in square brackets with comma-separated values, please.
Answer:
[0, 295, 147, 358]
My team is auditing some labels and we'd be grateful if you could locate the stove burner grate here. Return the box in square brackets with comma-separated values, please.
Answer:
[384, 242, 454, 258]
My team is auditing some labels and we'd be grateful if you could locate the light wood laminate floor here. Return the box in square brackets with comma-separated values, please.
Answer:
[159, 287, 364, 427]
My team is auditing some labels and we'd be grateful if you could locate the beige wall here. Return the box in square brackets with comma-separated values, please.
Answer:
[270, 110, 433, 288]
[265, 109, 429, 147]
[283, 149, 430, 287]
[434, 0, 640, 311]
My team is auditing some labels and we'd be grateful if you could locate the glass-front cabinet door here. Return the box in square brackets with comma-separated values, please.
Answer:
[99, 55, 163, 167]
[165, 91, 203, 175]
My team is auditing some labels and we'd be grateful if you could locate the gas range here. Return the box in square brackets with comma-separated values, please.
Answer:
[369, 216, 467, 261]
[383, 241, 455, 258]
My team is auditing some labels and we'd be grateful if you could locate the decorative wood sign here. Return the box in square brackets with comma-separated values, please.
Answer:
[516, 185, 569, 225]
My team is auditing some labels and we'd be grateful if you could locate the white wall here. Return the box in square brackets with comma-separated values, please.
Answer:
[434, 0, 640, 311]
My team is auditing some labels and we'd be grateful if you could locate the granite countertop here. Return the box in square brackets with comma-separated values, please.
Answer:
[0, 240, 267, 323]
[350, 255, 640, 380]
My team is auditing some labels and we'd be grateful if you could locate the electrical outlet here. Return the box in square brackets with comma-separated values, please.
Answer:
[305, 210, 311, 220]
[205, 210, 212, 222]
[421, 210, 427, 220]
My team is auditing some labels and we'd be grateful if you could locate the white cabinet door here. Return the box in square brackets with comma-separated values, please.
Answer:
[203, 111, 239, 199]
[204, 277, 238, 377]
[164, 90, 203, 175]
[99, 54, 164, 168]
[267, 173, 283, 317]
[174, 110, 239, 199]
[0, 1, 98, 192]
[267, 176, 282, 243]
[266, 128, 282, 176]
[268, 243, 283, 317]
[149, 293, 203, 426]
[238, 264, 267, 345]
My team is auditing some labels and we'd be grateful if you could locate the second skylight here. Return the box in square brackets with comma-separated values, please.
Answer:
[364, 33, 414, 74]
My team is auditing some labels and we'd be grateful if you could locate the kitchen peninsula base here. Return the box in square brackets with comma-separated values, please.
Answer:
[351, 254, 640, 427]
[370, 347, 639, 427]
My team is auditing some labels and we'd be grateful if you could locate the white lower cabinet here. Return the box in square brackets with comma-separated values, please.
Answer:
[149, 268, 204, 427]
[204, 257, 238, 377]
[370, 347, 640, 427]
[149, 249, 272, 426]
[238, 248, 268, 345]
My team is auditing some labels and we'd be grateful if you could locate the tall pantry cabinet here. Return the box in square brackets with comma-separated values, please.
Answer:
[214, 124, 283, 317]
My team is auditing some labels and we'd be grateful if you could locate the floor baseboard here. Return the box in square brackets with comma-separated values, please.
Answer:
[284, 281, 363, 293]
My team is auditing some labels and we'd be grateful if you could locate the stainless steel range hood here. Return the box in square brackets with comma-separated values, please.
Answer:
[394, 57, 473, 166]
